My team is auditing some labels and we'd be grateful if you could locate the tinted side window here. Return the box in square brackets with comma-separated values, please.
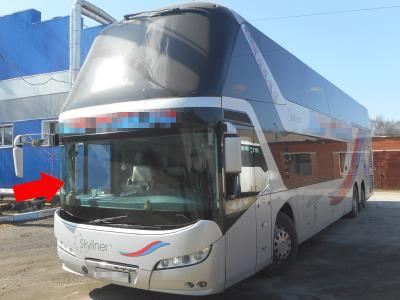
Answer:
[268, 133, 347, 189]
[248, 25, 330, 115]
[325, 82, 370, 128]
[296, 61, 329, 114]
[223, 30, 272, 102]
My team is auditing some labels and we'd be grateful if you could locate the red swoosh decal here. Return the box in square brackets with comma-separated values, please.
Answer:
[121, 241, 161, 257]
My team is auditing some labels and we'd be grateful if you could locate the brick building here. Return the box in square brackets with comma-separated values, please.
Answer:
[373, 136, 400, 190]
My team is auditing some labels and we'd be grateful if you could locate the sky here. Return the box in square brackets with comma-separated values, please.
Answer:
[1, 0, 399, 121]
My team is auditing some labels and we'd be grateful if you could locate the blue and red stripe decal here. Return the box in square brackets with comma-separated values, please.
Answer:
[119, 241, 170, 257]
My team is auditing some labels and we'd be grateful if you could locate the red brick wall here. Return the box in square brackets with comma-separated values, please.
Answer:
[373, 151, 400, 189]
[373, 137, 400, 150]
[373, 137, 400, 190]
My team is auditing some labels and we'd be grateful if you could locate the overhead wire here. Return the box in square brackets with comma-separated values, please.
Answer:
[1, 4, 399, 85]
[249, 4, 400, 22]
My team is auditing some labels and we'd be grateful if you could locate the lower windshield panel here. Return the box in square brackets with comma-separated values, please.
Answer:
[61, 128, 219, 228]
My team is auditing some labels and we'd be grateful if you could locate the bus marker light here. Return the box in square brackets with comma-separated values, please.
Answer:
[160, 259, 169, 268]
[184, 282, 194, 288]
[155, 246, 212, 270]
[182, 255, 190, 264]
[197, 281, 207, 288]
[172, 257, 180, 265]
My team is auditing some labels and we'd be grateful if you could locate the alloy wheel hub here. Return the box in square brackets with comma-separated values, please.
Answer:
[274, 227, 292, 261]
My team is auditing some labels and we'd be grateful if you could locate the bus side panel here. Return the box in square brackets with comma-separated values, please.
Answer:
[297, 179, 350, 243]
[270, 190, 298, 241]
[225, 203, 257, 289]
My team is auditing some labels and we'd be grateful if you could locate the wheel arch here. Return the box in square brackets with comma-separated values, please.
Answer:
[279, 202, 295, 226]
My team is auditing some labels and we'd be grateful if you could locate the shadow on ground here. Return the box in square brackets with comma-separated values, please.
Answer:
[88, 198, 400, 300]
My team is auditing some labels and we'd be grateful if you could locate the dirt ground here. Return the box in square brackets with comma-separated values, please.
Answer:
[1, 191, 400, 300]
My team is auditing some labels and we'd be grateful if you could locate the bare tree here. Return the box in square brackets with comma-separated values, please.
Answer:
[371, 116, 400, 136]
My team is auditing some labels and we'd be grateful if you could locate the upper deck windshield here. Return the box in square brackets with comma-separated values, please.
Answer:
[60, 126, 220, 228]
[62, 7, 238, 111]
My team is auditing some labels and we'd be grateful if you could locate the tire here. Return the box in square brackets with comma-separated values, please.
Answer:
[261, 212, 298, 277]
[346, 186, 359, 218]
[361, 186, 366, 208]
[357, 186, 363, 211]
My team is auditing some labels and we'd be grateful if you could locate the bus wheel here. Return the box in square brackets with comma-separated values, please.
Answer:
[261, 212, 297, 277]
[346, 186, 359, 218]
[361, 186, 366, 208]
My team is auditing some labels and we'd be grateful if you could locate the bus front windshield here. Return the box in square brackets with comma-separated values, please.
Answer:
[61, 128, 219, 228]
[61, 8, 238, 112]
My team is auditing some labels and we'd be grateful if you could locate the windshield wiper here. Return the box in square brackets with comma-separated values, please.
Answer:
[59, 209, 91, 223]
[175, 213, 191, 221]
[124, 7, 210, 20]
[150, 7, 210, 18]
[86, 215, 128, 225]
[104, 222, 196, 230]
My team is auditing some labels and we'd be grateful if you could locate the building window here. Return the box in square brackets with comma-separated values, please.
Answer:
[42, 120, 58, 146]
[288, 153, 312, 176]
[0, 124, 13, 147]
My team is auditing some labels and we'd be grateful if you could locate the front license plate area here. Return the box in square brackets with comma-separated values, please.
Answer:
[94, 267, 130, 284]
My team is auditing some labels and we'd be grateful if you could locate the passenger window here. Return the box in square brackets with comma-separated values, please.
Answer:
[222, 30, 272, 102]
[248, 24, 330, 115]
[268, 132, 348, 189]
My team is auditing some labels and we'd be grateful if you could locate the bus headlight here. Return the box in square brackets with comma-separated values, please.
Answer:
[155, 245, 212, 270]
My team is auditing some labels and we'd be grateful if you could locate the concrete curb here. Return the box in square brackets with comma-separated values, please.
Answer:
[0, 208, 57, 223]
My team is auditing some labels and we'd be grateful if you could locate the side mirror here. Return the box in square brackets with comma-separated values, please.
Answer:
[224, 136, 242, 174]
[13, 146, 24, 178]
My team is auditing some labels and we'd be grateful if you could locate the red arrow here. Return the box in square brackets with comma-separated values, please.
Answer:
[13, 172, 64, 203]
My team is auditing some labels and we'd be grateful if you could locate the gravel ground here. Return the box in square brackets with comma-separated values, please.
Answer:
[1, 191, 400, 300]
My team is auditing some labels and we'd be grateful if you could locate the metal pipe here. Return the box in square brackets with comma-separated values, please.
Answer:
[70, 0, 116, 85]
[81, 0, 116, 24]
[81, 7, 110, 25]
[70, 0, 83, 85]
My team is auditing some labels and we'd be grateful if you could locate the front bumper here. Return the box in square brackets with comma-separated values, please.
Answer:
[57, 237, 225, 295]
[54, 210, 225, 295]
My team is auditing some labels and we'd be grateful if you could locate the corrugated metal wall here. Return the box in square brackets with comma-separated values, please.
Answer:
[0, 93, 68, 122]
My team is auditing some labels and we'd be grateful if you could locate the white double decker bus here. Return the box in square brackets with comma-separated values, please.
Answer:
[53, 2, 373, 295]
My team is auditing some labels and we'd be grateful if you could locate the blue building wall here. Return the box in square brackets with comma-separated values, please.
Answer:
[0, 9, 104, 80]
[0, 9, 105, 190]
[0, 119, 60, 188]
